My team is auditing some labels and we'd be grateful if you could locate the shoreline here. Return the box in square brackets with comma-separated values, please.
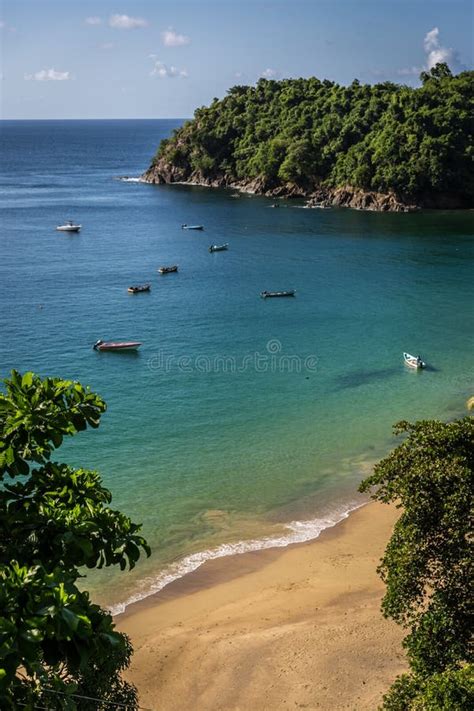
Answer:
[140, 171, 419, 212]
[140, 166, 472, 212]
[118, 501, 407, 710]
[110, 496, 368, 616]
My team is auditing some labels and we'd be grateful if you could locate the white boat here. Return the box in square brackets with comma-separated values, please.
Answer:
[403, 352, 426, 369]
[181, 224, 204, 231]
[56, 221, 81, 232]
[209, 243, 229, 252]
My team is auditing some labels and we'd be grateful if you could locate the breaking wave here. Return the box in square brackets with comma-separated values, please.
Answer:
[110, 499, 366, 616]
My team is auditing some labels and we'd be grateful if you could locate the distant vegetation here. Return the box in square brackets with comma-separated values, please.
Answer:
[148, 63, 473, 207]
[360, 417, 473, 710]
[0, 371, 150, 709]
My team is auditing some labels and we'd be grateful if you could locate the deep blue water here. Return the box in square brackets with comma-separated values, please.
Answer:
[1, 120, 473, 610]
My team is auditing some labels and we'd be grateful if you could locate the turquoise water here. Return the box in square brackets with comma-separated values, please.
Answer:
[1, 120, 473, 611]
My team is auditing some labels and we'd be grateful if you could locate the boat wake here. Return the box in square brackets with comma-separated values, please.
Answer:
[110, 499, 366, 616]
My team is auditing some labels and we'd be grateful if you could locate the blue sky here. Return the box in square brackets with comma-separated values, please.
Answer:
[1, 0, 472, 119]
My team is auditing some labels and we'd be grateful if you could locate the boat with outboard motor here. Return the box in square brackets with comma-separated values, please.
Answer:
[127, 284, 150, 293]
[56, 221, 81, 232]
[403, 352, 426, 369]
[261, 289, 296, 298]
[158, 265, 178, 274]
[93, 340, 142, 352]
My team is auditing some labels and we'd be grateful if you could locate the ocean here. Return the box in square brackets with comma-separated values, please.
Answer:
[1, 119, 473, 613]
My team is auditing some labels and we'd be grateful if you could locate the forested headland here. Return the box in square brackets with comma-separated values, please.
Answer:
[143, 64, 473, 211]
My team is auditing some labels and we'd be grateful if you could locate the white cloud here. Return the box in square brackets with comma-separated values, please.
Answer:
[0, 21, 5, 29]
[100, 42, 114, 50]
[161, 28, 190, 47]
[396, 27, 463, 79]
[423, 27, 454, 70]
[261, 68, 279, 79]
[426, 46, 453, 70]
[109, 14, 148, 30]
[24, 68, 70, 81]
[85, 16, 102, 26]
[150, 60, 188, 78]
[423, 27, 439, 53]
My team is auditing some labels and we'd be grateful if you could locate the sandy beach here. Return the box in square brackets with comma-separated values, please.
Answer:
[118, 501, 406, 710]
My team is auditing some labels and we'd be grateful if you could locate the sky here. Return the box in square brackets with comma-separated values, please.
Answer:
[0, 0, 472, 119]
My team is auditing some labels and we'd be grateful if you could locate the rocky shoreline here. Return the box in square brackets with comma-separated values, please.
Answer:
[141, 160, 467, 212]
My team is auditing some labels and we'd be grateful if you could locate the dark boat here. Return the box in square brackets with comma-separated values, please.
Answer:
[93, 340, 142, 352]
[209, 243, 229, 252]
[127, 284, 151, 293]
[158, 265, 178, 274]
[182, 224, 204, 230]
[261, 290, 296, 298]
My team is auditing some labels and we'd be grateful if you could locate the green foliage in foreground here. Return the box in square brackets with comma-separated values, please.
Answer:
[0, 371, 150, 709]
[153, 64, 474, 204]
[382, 667, 473, 710]
[359, 418, 473, 709]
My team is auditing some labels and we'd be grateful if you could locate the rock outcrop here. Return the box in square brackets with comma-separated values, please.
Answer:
[142, 161, 420, 212]
[143, 160, 470, 212]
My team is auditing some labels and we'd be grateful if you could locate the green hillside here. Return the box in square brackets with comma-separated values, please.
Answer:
[145, 64, 473, 209]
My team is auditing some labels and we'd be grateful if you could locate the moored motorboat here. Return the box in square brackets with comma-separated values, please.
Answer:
[127, 284, 151, 293]
[209, 243, 229, 252]
[261, 289, 296, 298]
[158, 265, 178, 274]
[93, 339, 142, 352]
[403, 352, 426, 369]
[56, 221, 81, 232]
[182, 224, 204, 230]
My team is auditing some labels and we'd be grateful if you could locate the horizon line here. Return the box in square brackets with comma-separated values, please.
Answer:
[0, 117, 190, 121]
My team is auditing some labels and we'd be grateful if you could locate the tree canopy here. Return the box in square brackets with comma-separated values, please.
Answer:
[149, 64, 473, 206]
[0, 371, 150, 709]
[359, 417, 473, 709]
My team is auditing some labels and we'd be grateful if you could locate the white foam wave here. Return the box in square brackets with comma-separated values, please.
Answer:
[116, 176, 144, 183]
[110, 500, 366, 616]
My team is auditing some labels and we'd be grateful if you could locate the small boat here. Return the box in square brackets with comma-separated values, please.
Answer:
[127, 284, 151, 294]
[93, 340, 142, 352]
[182, 224, 204, 230]
[158, 265, 178, 274]
[270, 203, 280, 208]
[209, 243, 229, 252]
[56, 221, 81, 232]
[261, 290, 296, 298]
[403, 352, 426, 369]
